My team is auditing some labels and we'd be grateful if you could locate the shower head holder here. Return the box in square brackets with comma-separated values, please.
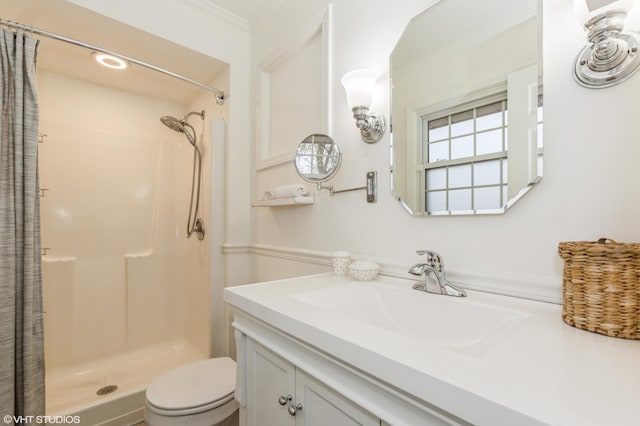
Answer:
[182, 110, 205, 123]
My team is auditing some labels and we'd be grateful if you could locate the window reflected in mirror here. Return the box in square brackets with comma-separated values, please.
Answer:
[294, 134, 342, 182]
[422, 95, 543, 214]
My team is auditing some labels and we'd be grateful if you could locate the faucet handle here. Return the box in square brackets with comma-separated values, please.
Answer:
[416, 250, 443, 271]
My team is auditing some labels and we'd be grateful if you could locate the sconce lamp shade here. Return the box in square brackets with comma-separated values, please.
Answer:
[341, 69, 386, 143]
[573, 0, 635, 24]
[341, 69, 377, 108]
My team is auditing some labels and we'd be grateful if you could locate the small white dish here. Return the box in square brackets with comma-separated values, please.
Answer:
[348, 261, 380, 281]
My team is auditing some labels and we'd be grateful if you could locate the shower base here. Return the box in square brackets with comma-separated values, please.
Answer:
[46, 340, 207, 426]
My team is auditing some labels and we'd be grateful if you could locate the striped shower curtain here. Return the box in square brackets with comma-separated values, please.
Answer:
[0, 28, 45, 421]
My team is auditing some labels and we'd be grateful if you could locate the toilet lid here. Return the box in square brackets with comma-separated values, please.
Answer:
[146, 357, 236, 412]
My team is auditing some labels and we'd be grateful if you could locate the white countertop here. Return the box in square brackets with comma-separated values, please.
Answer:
[224, 273, 640, 426]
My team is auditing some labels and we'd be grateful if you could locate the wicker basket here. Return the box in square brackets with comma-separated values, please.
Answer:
[557, 238, 640, 339]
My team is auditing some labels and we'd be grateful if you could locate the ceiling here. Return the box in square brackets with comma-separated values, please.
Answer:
[1, 0, 234, 105]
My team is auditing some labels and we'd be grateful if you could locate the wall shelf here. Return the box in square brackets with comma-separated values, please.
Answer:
[252, 195, 314, 207]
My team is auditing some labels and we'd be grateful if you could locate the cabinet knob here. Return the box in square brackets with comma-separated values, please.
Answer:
[288, 403, 303, 416]
[278, 394, 292, 406]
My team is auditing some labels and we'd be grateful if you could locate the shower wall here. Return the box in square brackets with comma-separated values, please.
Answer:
[38, 69, 213, 369]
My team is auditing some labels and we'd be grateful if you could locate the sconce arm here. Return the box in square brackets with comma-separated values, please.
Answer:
[351, 106, 386, 144]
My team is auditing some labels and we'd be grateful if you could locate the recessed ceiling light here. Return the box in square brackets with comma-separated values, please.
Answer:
[93, 52, 128, 70]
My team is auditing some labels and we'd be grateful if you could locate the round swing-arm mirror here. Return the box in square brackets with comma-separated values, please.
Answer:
[294, 133, 341, 183]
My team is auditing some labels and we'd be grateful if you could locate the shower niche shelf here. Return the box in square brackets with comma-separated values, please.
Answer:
[252, 195, 314, 207]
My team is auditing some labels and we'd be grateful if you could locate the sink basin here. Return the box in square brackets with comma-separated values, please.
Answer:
[292, 280, 529, 351]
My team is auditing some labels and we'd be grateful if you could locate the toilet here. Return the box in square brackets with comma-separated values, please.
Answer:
[144, 357, 239, 426]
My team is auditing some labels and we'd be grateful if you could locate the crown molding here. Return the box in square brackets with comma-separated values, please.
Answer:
[182, 0, 250, 32]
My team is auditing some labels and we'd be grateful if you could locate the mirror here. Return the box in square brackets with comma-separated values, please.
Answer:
[390, 0, 542, 216]
[294, 133, 342, 183]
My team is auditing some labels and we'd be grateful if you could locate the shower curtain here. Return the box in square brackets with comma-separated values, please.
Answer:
[0, 28, 45, 421]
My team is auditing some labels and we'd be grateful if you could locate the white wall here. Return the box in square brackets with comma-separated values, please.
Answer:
[249, 0, 640, 303]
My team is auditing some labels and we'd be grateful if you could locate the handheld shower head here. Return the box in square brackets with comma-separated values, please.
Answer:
[160, 115, 185, 133]
[160, 110, 205, 135]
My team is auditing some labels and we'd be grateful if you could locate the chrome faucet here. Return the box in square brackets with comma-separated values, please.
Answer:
[409, 250, 466, 297]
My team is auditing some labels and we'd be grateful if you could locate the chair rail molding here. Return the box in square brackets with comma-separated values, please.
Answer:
[222, 243, 561, 304]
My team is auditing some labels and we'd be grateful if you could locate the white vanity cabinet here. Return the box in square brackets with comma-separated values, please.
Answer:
[245, 338, 295, 425]
[232, 308, 465, 426]
[245, 338, 379, 426]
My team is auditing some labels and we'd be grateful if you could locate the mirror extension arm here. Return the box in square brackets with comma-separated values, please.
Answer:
[317, 171, 377, 203]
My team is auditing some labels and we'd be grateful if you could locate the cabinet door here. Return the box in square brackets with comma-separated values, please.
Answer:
[295, 369, 379, 426]
[246, 339, 296, 426]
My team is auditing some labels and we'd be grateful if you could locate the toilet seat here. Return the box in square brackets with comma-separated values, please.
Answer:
[146, 357, 236, 417]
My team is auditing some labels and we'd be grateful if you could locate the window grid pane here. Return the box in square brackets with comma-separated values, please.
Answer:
[425, 162, 506, 214]
[425, 101, 507, 165]
[424, 99, 509, 214]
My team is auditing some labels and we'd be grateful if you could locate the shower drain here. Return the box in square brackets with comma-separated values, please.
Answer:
[96, 385, 118, 396]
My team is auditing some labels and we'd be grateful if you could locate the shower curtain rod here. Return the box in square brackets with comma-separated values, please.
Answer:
[0, 18, 225, 105]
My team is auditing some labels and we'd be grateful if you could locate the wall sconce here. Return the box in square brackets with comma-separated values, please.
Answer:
[573, 0, 640, 88]
[340, 69, 386, 143]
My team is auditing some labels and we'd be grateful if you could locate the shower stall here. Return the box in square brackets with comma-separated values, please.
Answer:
[35, 50, 228, 424]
